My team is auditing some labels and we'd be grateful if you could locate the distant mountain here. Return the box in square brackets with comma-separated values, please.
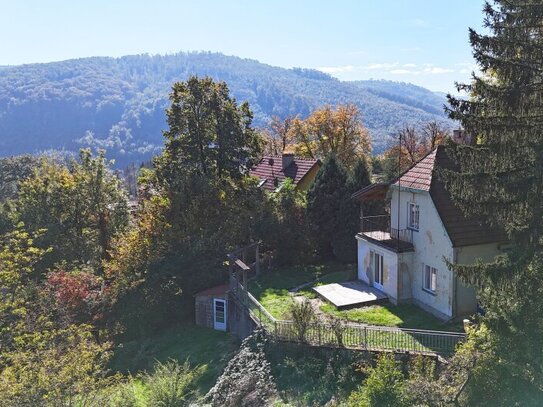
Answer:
[0, 52, 453, 165]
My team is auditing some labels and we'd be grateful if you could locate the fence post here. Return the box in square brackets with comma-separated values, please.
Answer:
[364, 326, 368, 350]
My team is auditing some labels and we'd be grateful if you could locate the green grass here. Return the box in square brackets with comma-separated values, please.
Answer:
[109, 324, 239, 395]
[248, 262, 356, 319]
[320, 303, 463, 332]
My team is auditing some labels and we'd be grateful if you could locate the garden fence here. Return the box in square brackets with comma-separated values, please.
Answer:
[229, 276, 466, 357]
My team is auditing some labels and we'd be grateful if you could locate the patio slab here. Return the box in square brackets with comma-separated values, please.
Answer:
[313, 280, 388, 309]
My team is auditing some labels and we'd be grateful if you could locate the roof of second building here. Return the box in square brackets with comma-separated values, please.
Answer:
[249, 155, 320, 191]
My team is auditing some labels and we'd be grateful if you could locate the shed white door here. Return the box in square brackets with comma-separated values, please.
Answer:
[213, 298, 227, 331]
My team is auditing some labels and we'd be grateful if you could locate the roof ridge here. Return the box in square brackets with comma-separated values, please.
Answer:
[259, 154, 319, 162]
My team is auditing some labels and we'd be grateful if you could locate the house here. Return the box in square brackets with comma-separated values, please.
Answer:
[249, 152, 321, 192]
[352, 145, 507, 320]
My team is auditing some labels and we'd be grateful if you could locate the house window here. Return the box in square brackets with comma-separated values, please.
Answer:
[408, 202, 419, 230]
[423, 265, 437, 293]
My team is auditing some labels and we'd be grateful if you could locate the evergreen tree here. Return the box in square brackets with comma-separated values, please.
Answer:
[443, 2, 543, 403]
[334, 157, 372, 262]
[157, 75, 262, 184]
[307, 154, 349, 257]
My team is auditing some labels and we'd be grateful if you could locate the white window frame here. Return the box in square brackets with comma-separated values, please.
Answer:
[423, 265, 437, 294]
[408, 202, 420, 231]
[213, 298, 227, 331]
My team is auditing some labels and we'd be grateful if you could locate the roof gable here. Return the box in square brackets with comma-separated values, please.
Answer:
[392, 146, 507, 247]
[249, 155, 320, 191]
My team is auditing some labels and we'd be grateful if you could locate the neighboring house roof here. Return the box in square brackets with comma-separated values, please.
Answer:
[193, 284, 230, 297]
[249, 155, 320, 191]
[392, 146, 507, 247]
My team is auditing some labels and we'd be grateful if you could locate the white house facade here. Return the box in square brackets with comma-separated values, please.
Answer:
[354, 147, 507, 320]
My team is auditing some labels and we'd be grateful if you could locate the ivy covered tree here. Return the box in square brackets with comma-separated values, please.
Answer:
[442, 1, 543, 404]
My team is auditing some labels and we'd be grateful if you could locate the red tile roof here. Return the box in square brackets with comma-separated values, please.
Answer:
[393, 149, 436, 191]
[249, 155, 320, 191]
[193, 284, 230, 297]
[392, 146, 507, 247]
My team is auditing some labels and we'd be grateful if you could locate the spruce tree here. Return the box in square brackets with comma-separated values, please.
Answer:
[334, 157, 372, 262]
[444, 2, 543, 403]
[307, 154, 348, 257]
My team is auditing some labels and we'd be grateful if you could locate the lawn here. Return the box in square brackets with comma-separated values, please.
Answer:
[248, 262, 462, 333]
[109, 323, 240, 396]
[319, 303, 463, 332]
[248, 262, 357, 319]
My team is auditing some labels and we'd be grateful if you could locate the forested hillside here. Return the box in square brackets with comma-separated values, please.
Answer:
[0, 52, 452, 165]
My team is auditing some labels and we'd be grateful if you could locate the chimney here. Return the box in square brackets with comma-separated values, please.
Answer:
[282, 153, 295, 170]
[452, 129, 473, 145]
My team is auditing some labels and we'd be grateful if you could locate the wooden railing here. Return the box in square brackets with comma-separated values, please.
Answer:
[229, 277, 465, 357]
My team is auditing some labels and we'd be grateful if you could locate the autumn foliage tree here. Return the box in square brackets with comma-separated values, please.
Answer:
[381, 121, 449, 181]
[289, 104, 371, 167]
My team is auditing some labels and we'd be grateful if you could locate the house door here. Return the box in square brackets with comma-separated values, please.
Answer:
[213, 298, 227, 331]
[373, 252, 384, 291]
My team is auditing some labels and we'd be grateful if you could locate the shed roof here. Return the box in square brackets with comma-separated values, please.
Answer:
[249, 155, 320, 191]
[194, 284, 230, 297]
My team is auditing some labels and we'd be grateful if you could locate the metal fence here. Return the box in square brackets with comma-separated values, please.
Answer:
[362, 215, 413, 244]
[229, 277, 465, 357]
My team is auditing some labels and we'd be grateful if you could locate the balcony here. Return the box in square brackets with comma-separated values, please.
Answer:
[358, 215, 414, 253]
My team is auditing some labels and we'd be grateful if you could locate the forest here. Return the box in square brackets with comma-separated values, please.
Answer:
[0, 52, 452, 165]
[2, 1, 543, 405]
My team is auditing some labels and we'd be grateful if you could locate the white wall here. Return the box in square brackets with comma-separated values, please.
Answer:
[390, 186, 455, 319]
[357, 186, 501, 320]
[357, 237, 399, 303]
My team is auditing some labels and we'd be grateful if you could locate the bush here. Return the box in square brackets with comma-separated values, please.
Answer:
[289, 299, 316, 343]
[143, 359, 202, 407]
[347, 353, 408, 407]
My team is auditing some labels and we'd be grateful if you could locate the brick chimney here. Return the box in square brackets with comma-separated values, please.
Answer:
[282, 153, 295, 170]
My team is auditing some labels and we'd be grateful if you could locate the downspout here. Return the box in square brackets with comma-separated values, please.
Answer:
[452, 248, 458, 319]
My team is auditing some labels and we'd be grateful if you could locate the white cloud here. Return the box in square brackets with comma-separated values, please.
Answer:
[318, 65, 355, 73]
[318, 63, 455, 76]
[426, 66, 454, 74]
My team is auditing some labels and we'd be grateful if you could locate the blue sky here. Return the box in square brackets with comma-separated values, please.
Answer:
[0, 0, 486, 92]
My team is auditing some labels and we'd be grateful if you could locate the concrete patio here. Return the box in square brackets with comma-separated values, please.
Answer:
[313, 280, 388, 310]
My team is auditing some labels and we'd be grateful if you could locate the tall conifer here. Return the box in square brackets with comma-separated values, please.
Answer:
[443, 2, 543, 403]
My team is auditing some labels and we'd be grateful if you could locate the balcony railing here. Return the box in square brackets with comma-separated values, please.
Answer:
[361, 215, 413, 244]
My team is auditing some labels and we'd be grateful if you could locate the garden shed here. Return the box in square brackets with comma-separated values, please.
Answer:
[194, 284, 230, 331]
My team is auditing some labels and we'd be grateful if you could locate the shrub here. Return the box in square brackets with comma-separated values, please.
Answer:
[289, 299, 316, 343]
[347, 353, 408, 407]
[143, 359, 202, 407]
